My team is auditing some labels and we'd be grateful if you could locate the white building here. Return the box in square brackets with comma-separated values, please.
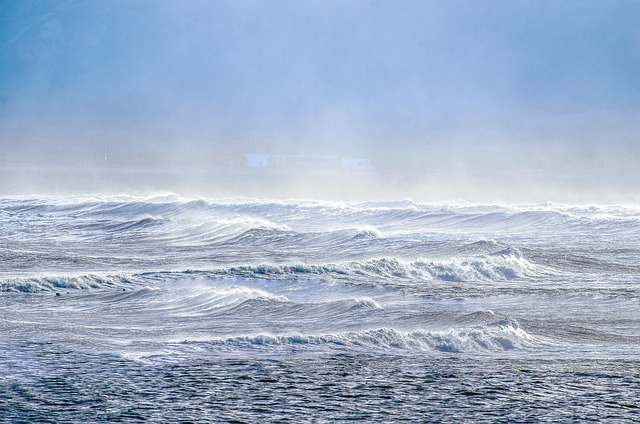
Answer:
[341, 158, 372, 170]
[244, 153, 372, 170]
[244, 154, 269, 168]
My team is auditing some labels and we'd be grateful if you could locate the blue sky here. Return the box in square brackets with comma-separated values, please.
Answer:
[1, 0, 639, 169]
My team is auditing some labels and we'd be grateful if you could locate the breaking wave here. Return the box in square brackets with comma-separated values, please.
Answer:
[0, 247, 548, 293]
[196, 250, 547, 282]
[179, 319, 541, 353]
[0, 274, 136, 293]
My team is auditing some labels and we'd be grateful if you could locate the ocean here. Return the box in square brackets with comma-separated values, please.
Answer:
[1, 194, 639, 422]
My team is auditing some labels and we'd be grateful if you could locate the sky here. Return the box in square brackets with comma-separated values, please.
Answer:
[0, 0, 639, 183]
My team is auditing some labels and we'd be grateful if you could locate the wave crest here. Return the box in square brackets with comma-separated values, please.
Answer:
[212, 252, 545, 282]
[0, 274, 134, 293]
[180, 323, 541, 353]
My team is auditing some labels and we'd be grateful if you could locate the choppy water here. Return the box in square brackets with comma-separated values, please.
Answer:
[1, 194, 639, 422]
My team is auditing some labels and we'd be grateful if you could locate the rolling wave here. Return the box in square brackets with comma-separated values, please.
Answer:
[4, 195, 639, 236]
[2, 195, 638, 296]
[178, 320, 541, 353]
[198, 249, 548, 282]
[0, 249, 544, 293]
[0, 274, 136, 293]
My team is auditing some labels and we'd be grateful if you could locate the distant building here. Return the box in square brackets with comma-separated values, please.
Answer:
[341, 158, 372, 170]
[242, 154, 338, 169]
[240, 153, 372, 170]
[245, 154, 269, 168]
[219, 155, 247, 168]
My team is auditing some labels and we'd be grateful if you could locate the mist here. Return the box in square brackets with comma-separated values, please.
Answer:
[1, 0, 639, 203]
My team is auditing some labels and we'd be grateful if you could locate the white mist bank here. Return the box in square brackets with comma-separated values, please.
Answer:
[1, 165, 638, 205]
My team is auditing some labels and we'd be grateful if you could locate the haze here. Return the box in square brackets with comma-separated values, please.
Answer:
[1, 0, 639, 202]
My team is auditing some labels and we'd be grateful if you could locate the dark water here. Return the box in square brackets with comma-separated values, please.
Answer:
[4, 346, 639, 422]
[1, 195, 639, 421]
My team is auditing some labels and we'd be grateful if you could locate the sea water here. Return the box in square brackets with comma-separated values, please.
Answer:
[1, 194, 639, 422]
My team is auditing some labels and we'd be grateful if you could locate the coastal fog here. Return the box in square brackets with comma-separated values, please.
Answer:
[1, 0, 639, 202]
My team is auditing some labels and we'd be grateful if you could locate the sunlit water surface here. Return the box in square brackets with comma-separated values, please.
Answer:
[1, 195, 639, 421]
